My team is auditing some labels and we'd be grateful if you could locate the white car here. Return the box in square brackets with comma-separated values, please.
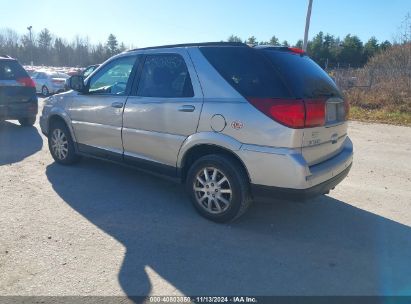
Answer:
[31, 71, 69, 96]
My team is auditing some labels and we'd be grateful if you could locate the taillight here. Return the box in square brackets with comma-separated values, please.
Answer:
[17, 77, 35, 88]
[247, 98, 326, 129]
[305, 99, 326, 127]
[248, 98, 305, 128]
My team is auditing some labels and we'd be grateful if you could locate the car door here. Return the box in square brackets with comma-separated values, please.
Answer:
[68, 55, 139, 160]
[122, 49, 203, 175]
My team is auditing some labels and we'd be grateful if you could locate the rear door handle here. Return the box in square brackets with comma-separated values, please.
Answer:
[111, 102, 124, 108]
[178, 105, 195, 112]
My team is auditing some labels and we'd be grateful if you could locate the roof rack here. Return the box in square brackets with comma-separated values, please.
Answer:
[128, 42, 247, 52]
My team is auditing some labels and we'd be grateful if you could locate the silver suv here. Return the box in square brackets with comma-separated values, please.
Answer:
[40, 42, 353, 222]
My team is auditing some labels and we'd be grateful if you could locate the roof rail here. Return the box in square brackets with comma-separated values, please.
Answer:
[253, 45, 290, 50]
[128, 42, 247, 52]
[0, 54, 14, 59]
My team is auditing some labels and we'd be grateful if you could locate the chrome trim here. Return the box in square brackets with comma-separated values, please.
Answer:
[240, 144, 300, 156]
[122, 127, 186, 140]
[123, 151, 165, 165]
[71, 120, 122, 131]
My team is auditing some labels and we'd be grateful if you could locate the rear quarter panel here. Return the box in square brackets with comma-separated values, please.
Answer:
[188, 47, 303, 149]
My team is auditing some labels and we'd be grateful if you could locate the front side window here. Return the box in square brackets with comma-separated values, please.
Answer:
[137, 54, 194, 98]
[89, 56, 136, 95]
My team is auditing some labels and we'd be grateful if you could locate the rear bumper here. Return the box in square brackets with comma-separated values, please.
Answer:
[51, 83, 66, 93]
[251, 163, 352, 201]
[236, 137, 353, 201]
[0, 100, 38, 120]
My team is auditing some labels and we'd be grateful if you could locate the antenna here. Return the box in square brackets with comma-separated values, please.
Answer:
[303, 0, 313, 51]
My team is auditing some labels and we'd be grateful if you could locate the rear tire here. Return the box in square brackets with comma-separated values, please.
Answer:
[48, 120, 80, 165]
[18, 117, 36, 126]
[42, 85, 49, 97]
[186, 154, 252, 223]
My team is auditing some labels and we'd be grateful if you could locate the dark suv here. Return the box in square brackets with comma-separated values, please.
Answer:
[0, 55, 38, 126]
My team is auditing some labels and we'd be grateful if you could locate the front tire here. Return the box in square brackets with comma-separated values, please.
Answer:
[18, 117, 36, 127]
[186, 154, 252, 223]
[48, 120, 80, 165]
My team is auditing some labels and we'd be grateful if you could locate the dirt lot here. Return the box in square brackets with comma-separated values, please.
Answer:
[1, 98, 411, 298]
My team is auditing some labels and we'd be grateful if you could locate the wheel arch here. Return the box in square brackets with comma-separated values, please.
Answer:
[179, 143, 251, 183]
[47, 111, 78, 145]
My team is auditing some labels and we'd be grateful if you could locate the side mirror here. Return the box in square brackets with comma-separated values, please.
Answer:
[68, 75, 87, 92]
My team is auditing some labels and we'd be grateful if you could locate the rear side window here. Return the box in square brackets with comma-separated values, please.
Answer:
[262, 50, 342, 99]
[0, 60, 28, 80]
[200, 46, 291, 98]
[137, 54, 194, 98]
[57, 72, 69, 78]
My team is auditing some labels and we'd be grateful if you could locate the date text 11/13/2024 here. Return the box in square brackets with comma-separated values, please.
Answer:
[148, 296, 258, 303]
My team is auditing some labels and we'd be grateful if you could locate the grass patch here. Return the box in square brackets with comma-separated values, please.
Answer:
[349, 106, 411, 126]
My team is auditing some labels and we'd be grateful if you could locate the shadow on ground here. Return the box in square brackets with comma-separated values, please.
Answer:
[0, 121, 43, 165]
[46, 159, 411, 301]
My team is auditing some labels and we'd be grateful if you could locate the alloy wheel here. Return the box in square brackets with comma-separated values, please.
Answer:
[42, 86, 49, 96]
[193, 167, 232, 214]
[51, 128, 69, 160]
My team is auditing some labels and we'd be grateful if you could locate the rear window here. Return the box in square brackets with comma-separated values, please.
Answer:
[50, 73, 68, 78]
[200, 46, 291, 98]
[0, 60, 28, 80]
[261, 50, 342, 99]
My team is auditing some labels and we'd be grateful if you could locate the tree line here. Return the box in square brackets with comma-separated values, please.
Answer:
[0, 28, 128, 67]
[228, 33, 392, 69]
[0, 27, 399, 69]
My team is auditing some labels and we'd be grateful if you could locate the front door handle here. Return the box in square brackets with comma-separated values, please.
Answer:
[111, 102, 124, 108]
[178, 105, 195, 112]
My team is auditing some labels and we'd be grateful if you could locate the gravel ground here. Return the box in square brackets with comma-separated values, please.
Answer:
[1, 98, 411, 298]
